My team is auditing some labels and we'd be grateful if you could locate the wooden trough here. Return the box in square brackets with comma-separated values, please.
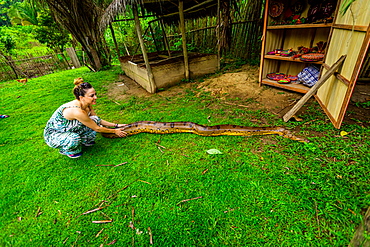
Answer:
[119, 51, 218, 93]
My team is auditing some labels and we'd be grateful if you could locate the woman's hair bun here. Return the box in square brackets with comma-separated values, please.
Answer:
[74, 78, 84, 86]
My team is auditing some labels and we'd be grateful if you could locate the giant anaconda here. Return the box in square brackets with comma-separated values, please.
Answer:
[102, 121, 309, 142]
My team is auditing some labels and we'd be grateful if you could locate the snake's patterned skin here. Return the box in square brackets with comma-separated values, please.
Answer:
[102, 121, 309, 142]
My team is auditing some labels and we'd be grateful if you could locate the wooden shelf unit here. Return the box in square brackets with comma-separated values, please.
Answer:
[259, 0, 339, 93]
[264, 55, 324, 64]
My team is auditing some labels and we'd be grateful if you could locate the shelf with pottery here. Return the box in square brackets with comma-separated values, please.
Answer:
[264, 54, 324, 64]
[259, 0, 339, 93]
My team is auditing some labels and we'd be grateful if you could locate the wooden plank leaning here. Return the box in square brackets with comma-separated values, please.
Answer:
[283, 55, 347, 122]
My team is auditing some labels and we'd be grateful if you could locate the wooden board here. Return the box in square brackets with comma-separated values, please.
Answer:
[283, 55, 346, 122]
[261, 79, 310, 94]
[316, 0, 370, 128]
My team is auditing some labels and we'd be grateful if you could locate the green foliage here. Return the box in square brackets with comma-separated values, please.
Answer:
[6, 0, 39, 25]
[0, 65, 369, 246]
[34, 10, 71, 53]
[0, 25, 48, 57]
[0, 0, 23, 26]
[340, 0, 357, 15]
[355, 101, 370, 108]
[0, 27, 15, 52]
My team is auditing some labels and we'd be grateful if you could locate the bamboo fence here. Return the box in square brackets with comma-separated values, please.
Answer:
[0, 50, 83, 82]
[116, 0, 265, 62]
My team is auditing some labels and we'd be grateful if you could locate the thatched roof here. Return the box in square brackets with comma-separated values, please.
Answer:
[101, 0, 222, 29]
[140, 0, 219, 24]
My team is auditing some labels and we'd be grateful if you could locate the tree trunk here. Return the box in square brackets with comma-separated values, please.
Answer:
[46, 0, 110, 71]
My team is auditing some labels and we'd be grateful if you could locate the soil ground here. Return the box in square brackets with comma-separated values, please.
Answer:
[106, 64, 370, 127]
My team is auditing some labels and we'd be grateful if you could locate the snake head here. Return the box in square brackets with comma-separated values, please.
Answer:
[282, 129, 310, 143]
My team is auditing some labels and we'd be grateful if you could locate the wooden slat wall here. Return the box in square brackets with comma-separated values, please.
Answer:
[283, 28, 330, 49]
[316, 0, 370, 128]
[261, 29, 283, 78]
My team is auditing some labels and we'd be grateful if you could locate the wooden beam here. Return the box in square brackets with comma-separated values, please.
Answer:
[148, 22, 160, 53]
[113, 15, 157, 22]
[283, 55, 346, 122]
[133, 5, 157, 93]
[159, 0, 215, 18]
[216, 0, 220, 70]
[259, 0, 270, 86]
[333, 24, 368, 32]
[160, 19, 171, 57]
[178, 0, 189, 80]
[66, 47, 81, 68]
[109, 23, 120, 58]
[322, 63, 350, 86]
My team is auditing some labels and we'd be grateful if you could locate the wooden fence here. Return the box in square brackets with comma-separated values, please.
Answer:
[0, 50, 83, 82]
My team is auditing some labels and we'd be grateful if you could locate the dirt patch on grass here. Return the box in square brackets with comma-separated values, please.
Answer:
[194, 65, 302, 114]
[106, 64, 370, 126]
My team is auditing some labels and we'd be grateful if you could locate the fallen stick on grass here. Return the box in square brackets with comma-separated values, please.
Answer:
[35, 207, 42, 217]
[96, 162, 127, 167]
[157, 146, 164, 153]
[107, 185, 130, 200]
[138, 179, 151, 184]
[114, 162, 128, 167]
[148, 227, 153, 244]
[95, 228, 104, 238]
[83, 206, 107, 215]
[177, 196, 202, 205]
[155, 143, 166, 149]
[63, 237, 69, 244]
[99, 211, 112, 220]
[92, 220, 113, 224]
[107, 239, 117, 245]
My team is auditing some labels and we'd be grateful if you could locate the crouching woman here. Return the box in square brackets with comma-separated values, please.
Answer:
[44, 78, 127, 158]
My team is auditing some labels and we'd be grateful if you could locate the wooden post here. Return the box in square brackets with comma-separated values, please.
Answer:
[283, 55, 346, 122]
[160, 19, 171, 57]
[109, 23, 120, 58]
[148, 22, 159, 53]
[133, 5, 157, 93]
[66, 47, 81, 68]
[178, 0, 189, 80]
[216, 0, 221, 70]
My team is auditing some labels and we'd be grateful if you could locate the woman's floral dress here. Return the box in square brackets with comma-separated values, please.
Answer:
[44, 104, 101, 155]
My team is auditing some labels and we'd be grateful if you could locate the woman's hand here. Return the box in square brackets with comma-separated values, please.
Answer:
[114, 128, 127, 138]
[116, 124, 127, 128]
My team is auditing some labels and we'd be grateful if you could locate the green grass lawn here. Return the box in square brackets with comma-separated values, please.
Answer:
[0, 66, 369, 246]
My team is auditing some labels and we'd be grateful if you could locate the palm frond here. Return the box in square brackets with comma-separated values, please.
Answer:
[339, 0, 356, 15]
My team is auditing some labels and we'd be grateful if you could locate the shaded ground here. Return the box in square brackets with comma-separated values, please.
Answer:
[106, 64, 370, 127]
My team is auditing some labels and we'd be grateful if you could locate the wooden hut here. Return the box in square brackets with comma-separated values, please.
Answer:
[116, 0, 226, 93]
